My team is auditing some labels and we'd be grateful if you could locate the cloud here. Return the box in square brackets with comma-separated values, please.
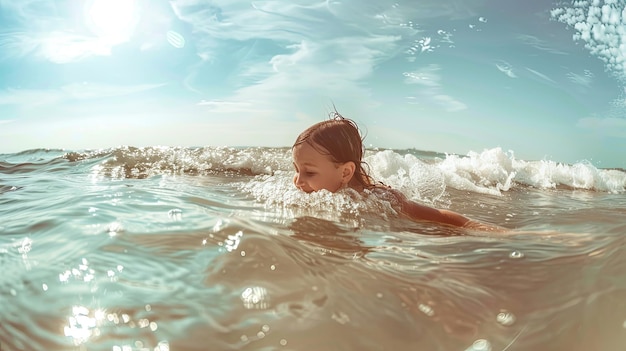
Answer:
[516, 34, 569, 55]
[551, 1, 626, 80]
[403, 29, 455, 62]
[495, 60, 516, 78]
[526, 67, 557, 84]
[403, 65, 442, 87]
[579, 93, 626, 138]
[431, 94, 467, 112]
[0, 105, 303, 152]
[211, 35, 401, 115]
[577, 116, 626, 137]
[0, 0, 175, 63]
[2, 31, 113, 64]
[403, 64, 467, 111]
[169, 0, 414, 116]
[0, 83, 166, 106]
[0, 0, 116, 63]
[566, 70, 595, 87]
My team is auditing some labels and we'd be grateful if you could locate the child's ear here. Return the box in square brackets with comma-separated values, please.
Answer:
[341, 161, 356, 183]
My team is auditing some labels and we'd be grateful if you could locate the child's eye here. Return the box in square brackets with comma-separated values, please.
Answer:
[305, 172, 316, 176]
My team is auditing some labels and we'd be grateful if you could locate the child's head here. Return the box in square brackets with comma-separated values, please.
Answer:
[292, 112, 373, 193]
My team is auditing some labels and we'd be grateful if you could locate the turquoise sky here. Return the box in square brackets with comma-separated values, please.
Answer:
[0, 0, 625, 168]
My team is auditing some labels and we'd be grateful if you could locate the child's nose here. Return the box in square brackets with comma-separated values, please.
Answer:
[295, 174, 304, 186]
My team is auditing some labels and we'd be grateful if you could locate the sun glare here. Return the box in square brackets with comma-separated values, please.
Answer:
[85, 0, 139, 44]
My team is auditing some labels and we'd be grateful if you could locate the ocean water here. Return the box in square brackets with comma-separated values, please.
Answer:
[1, 146, 625, 351]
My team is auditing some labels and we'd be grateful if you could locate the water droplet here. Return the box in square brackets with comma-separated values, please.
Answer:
[280, 339, 287, 346]
[331, 311, 350, 324]
[17, 237, 32, 255]
[138, 319, 149, 328]
[418, 303, 435, 317]
[509, 251, 524, 259]
[466, 339, 492, 351]
[241, 286, 269, 309]
[155, 341, 169, 351]
[261, 324, 270, 332]
[107, 222, 123, 236]
[496, 311, 516, 326]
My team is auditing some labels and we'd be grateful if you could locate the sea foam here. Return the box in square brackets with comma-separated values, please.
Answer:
[56, 146, 626, 194]
[369, 147, 625, 195]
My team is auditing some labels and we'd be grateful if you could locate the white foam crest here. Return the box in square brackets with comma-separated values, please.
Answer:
[367, 147, 625, 195]
[365, 150, 447, 203]
[240, 170, 398, 223]
[204, 147, 293, 174]
[88, 146, 293, 179]
[438, 148, 516, 196]
[514, 159, 626, 193]
[437, 147, 626, 193]
[84, 146, 624, 193]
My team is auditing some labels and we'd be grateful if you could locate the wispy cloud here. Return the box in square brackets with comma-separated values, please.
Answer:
[577, 116, 626, 137]
[517, 34, 568, 55]
[495, 60, 516, 78]
[566, 70, 594, 87]
[0, 31, 113, 64]
[0, 0, 175, 63]
[171, 0, 415, 115]
[403, 28, 455, 62]
[0, 0, 115, 63]
[403, 64, 467, 112]
[0, 83, 166, 106]
[577, 88, 626, 137]
[526, 67, 557, 84]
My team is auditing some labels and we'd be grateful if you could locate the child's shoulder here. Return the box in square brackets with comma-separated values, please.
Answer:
[366, 184, 406, 205]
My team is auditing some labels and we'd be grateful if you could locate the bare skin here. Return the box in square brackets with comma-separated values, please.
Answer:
[292, 142, 355, 193]
[293, 142, 506, 232]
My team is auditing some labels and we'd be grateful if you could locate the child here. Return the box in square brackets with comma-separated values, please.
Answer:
[292, 112, 506, 232]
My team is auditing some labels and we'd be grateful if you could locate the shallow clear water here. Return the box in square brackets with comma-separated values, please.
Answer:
[1, 147, 625, 351]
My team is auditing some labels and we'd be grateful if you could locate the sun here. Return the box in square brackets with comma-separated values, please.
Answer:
[84, 0, 140, 44]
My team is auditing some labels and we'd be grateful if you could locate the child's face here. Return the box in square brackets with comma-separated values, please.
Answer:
[292, 142, 347, 193]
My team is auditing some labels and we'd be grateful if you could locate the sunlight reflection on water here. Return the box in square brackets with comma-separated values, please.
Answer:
[1, 147, 625, 350]
[63, 305, 103, 345]
[241, 286, 270, 310]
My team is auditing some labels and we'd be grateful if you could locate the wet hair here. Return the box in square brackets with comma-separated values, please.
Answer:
[292, 110, 374, 189]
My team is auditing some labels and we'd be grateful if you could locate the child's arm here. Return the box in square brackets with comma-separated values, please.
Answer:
[389, 189, 507, 232]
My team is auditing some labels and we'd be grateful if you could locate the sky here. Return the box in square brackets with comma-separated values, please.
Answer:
[0, 0, 625, 168]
